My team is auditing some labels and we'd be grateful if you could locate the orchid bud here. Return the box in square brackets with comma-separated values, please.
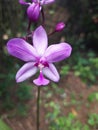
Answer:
[55, 22, 65, 32]
[27, 3, 40, 22]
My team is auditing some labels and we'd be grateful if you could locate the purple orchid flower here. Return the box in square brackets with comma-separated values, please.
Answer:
[7, 26, 72, 86]
[19, 0, 55, 22]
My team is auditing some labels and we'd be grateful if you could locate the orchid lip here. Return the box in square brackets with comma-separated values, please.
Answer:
[33, 72, 50, 86]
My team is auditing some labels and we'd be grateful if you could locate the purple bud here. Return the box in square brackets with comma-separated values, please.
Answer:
[27, 3, 40, 22]
[55, 22, 65, 32]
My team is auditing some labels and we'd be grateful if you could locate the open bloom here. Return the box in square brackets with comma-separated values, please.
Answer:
[19, 0, 55, 22]
[7, 26, 72, 86]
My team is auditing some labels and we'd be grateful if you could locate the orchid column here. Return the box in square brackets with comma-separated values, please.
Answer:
[6, 0, 72, 130]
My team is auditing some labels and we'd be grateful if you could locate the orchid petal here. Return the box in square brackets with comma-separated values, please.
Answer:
[42, 0, 55, 5]
[16, 62, 37, 83]
[32, 0, 37, 2]
[44, 43, 72, 63]
[33, 26, 48, 56]
[7, 38, 39, 62]
[33, 72, 49, 86]
[27, 3, 40, 22]
[19, 0, 31, 5]
[43, 63, 60, 82]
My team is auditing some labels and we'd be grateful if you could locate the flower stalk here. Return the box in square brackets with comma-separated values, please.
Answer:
[37, 87, 41, 130]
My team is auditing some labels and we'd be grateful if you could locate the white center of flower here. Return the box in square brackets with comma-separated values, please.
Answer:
[38, 63, 44, 71]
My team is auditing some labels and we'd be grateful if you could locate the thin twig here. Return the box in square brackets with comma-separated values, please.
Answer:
[27, 20, 31, 33]
[41, 8, 45, 26]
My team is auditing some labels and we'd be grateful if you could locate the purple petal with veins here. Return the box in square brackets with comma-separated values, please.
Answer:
[33, 26, 48, 56]
[32, 0, 37, 2]
[44, 43, 72, 63]
[43, 63, 60, 82]
[19, 0, 31, 5]
[42, 0, 55, 5]
[7, 38, 39, 62]
[16, 62, 38, 83]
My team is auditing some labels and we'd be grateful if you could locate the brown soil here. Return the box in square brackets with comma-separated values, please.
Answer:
[1, 72, 98, 130]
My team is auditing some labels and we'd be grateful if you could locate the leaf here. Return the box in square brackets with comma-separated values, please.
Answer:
[0, 119, 12, 130]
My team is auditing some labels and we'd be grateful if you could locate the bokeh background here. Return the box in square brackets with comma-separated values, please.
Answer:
[0, 0, 98, 130]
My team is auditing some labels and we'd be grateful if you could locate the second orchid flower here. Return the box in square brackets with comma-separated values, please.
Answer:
[19, 0, 55, 22]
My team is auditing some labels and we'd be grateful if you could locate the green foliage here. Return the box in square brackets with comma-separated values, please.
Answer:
[16, 103, 29, 117]
[51, 83, 65, 95]
[46, 95, 98, 130]
[49, 114, 77, 130]
[0, 56, 33, 112]
[46, 102, 90, 130]
[60, 66, 70, 76]
[74, 58, 94, 84]
[46, 101, 60, 119]
[46, 101, 98, 130]
[0, 58, 16, 110]
[16, 84, 32, 101]
[88, 113, 98, 127]
[0, 119, 12, 130]
[73, 55, 98, 85]
[88, 92, 98, 102]
[61, 50, 98, 85]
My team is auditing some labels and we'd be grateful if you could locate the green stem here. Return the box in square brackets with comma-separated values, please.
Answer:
[37, 87, 41, 130]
